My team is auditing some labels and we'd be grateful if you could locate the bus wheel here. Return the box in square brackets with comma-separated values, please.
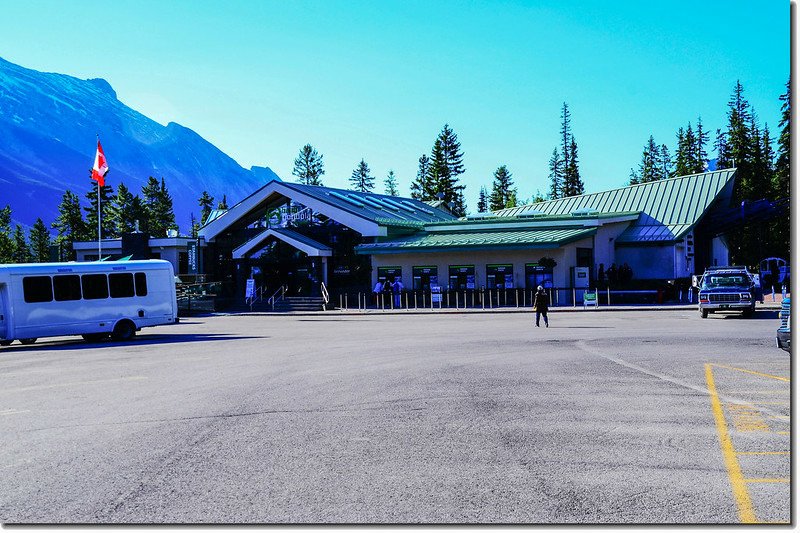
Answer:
[19, 338, 37, 345]
[0, 340, 12, 346]
[700, 309, 708, 318]
[112, 320, 136, 341]
[82, 333, 107, 342]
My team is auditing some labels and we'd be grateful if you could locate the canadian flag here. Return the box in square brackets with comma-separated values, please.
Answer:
[91, 140, 109, 187]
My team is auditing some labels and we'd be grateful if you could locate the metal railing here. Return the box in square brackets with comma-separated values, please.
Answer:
[320, 282, 329, 310]
[176, 281, 223, 316]
[267, 285, 288, 310]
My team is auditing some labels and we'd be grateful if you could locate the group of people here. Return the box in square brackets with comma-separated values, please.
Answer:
[373, 277, 404, 307]
[597, 262, 633, 285]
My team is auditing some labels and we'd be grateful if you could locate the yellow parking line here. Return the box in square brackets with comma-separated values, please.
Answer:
[711, 363, 789, 382]
[705, 364, 756, 524]
[744, 478, 790, 483]
[736, 451, 790, 455]
[776, 431, 790, 435]
[726, 390, 789, 394]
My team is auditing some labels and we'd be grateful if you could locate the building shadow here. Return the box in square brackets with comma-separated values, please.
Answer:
[0, 333, 266, 352]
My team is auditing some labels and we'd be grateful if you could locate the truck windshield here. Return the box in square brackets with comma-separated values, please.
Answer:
[701, 274, 750, 290]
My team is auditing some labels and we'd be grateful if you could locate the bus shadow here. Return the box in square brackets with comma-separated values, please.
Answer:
[718, 310, 781, 320]
[0, 333, 265, 352]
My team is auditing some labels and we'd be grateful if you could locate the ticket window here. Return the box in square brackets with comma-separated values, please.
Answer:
[448, 265, 475, 290]
[486, 265, 513, 289]
[412, 266, 438, 291]
[525, 264, 554, 289]
[377, 266, 402, 285]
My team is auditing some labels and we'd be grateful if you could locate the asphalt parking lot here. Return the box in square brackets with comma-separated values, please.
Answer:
[0, 308, 790, 524]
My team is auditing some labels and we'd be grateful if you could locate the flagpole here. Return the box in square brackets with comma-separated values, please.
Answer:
[97, 178, 102, 259]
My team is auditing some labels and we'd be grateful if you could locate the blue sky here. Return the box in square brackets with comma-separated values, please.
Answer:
[0, 0, 790, 210]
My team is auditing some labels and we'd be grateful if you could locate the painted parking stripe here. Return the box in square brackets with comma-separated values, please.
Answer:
[744, 478, 790, 483]
[711, 363, 789, 382]
[736, 451, 789, 456]
[704, 364, 757, 523]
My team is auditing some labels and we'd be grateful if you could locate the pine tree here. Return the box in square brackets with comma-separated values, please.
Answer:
[11, 225, 30, 263]
[531, 190, 547, 203]
[142, 177, 177, 238]
[52, 190, 86, 261]
[84, 179, 116, 240]
[695, 117, 709, 172]
[198, 191, 215, 224]
[489, 165, 515, 211]
[636, 136, 660, 183]
[190, 213, 200, 239]
[658, 144, 674, 180]
[477, 186, 488, 213]
[562, 135, 584, 195]
[714, 128, 731, 169]
[548, 147, 562, 199]
[410, 154, 434, 200]
[683, 124, 698, 174]
[29, 218, 51, 262]
[774, 78, 790, 199]
[429, 124, 467, 216]
[559, 103, 572, 183]
[384, 170, 399, 196]
[292, 144, 325, 186]
[629, 168, 640, 186]
[217, 195, 228, 210]
[349, 159, 375, 192]
[674, 127, 690, 177]
[0, 206, 14, 263]
[109, 182, 138, 235]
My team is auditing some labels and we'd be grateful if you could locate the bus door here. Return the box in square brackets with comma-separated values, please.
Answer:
[0, 284, 7, 340]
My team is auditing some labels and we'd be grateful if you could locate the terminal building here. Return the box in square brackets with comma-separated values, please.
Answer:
[191, 169, 736, 297]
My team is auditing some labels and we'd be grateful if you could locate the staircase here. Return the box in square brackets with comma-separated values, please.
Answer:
[272, 296, 327, 312]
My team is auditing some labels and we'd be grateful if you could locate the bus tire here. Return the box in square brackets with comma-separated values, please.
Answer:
[82, 333, 107, 342]
[700, 309, 708, 318]
[0, 340, 12, 346]
[19, 338, 37, 345]
[112, 320, 136, 341]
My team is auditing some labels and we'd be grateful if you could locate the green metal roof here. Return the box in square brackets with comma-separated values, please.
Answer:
[356, 227, 596, 255]
[495, 170, 736, 225]
[615, 223, 693, 244]
[425, 210, 641, 230]
[269, 228, 332, 252]
[280, 182, 457, 227]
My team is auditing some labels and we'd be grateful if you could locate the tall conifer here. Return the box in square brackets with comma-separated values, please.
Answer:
[292, 144, 325, 186]
[349, 159, 375, 192]
[29, 218, 51, 262]
[52, 191, 86, 261]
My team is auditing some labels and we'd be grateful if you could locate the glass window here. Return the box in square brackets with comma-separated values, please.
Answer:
[448, 265, 475, 290]
[486, 265, 513, 289]
[53, 275, 81, 301]
[23, 276, 53, 303]
[82, 274, 109, 300]
[109, 273, 135, 298]
[135, 273, 148, 296]
[412, 266, 438, 291]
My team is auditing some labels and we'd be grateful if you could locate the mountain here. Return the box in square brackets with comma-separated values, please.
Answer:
[0, 56, 280, 231]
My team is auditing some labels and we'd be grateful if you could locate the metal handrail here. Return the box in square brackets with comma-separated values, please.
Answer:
[268, 285, 287, 310]
[320, 282, 329, 310]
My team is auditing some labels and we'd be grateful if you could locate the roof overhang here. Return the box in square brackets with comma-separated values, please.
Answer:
[199, 180, 386, 241]
[233, 228, 332, 259]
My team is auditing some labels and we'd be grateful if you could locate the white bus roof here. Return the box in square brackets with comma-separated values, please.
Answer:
[0, 260, 172, 276]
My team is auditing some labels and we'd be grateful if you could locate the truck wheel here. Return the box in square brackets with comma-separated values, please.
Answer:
[0, 340, 12, 346]
[743, 307, 755, 318]
[112, 320, 136, 341]
[19, 338, 37, 345]
[700, 309, 708, 319]
[82, 333, 107, 342]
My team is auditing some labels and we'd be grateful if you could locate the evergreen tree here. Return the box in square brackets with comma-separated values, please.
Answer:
[559, 102, 572, 183]
[52, 190, 86, 261]
[217, 194, 228, 210]
[410, 154, 435, 200]
[190, 213, 200, 239]
[489, 165, 516, 211]
[477, 186, 488, 213]
[29, 218, 51, 262]
[774, 78, 790, 199]
[636, 135, 660, 183]
[562, 135, 584, 195]
[629, 168, 640, 186]
[292, 144, 325, 186]
[142, 177, 177, 237]
[349, 159, 375, 192]
[109, 182, 138, 235]
[384, 170, 399, 196]
[695, 117, 709, 172]
[0, 206, 13, 263]
[84, 180, 116, 240]
[714, 128, 731, 169]
[658, 144, 674, 180]
[429, 124, 467, 216]
[11, 225, 30, 263]
[548, 147, 562, 199]
[675, 127, 690, 177]
[198, 190, 215, 224]
[531, 190, 547, 203]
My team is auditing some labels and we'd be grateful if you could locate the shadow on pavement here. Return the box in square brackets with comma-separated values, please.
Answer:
[0, 333, 265, 353]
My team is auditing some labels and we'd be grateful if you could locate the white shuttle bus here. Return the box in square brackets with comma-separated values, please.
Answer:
[0, 260, 179, 346]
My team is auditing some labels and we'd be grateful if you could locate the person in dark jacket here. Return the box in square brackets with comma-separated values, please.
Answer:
[533, 285, 549, 327]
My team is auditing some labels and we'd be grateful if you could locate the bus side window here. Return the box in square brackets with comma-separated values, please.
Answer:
[109, 273, 135, 298]
[135, 273, 148, 296]
[82, 274, 109, 300]
[53, 275, 81, 301]
[23, 276, 53, 303]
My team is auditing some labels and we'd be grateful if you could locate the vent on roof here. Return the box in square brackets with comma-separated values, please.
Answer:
[465, 213, 497, 220]
[328, 190, 365, 208]
[516, 210, 546, 218]
[359, 196, 387, 210]
[571, 208, 599, 217]
[378, 197, 416, 213]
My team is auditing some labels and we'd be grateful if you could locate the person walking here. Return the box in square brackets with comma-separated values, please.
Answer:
[392, 277, 404, 308]
[533, 285, 550, 327]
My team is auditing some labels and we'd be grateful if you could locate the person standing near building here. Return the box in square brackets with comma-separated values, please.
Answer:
[392, 277, 404, 308]
[373, 279, 383, 307]
[533, 285, 550, 327]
